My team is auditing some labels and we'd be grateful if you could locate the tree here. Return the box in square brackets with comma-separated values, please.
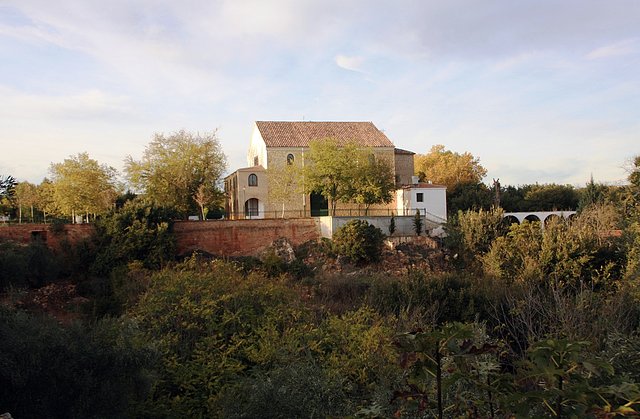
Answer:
[49, 153, 119, 222]
[267, 162, 303, 217]
[305, 139, 395, 215]
[304, 139, 357, 216]
[447, 181, 493, 214]
[125, 130, 227, 218]
[0, 175, 16, 217]
[36, 178, 58, 223]
[0, 174, 16, 199]
[415, 145, 487, 189]
[14, 181, 38, 223]
[351, 156, 395, 214]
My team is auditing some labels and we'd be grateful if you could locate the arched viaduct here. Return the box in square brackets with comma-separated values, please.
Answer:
[503, 211, 577, 226]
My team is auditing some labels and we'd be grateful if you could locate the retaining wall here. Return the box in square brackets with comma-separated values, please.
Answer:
[0, 223, 95, 251]
[173, 218, 321, 257]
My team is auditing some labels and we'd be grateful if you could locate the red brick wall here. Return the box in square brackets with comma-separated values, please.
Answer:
[0, 224, 95, 251]
[173, 218, 321, 257]
[0, 219, 321, 258]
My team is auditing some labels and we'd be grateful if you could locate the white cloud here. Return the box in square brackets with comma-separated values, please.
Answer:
[586, 39, 638, 60]
[0, 86, 133, 120]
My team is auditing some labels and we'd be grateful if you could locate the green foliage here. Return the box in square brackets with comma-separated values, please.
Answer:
[483, 206, 625, 287]
[216, 362, 348, 418]
[125, 130, 227, 218]
[368, 272, 491, 325]
[332, 219, 386, 264]
[445, 207, 506, 270]
[0, 308, 156, 419]
[415, 144, 487, 189]
[49, 152, 119, 219]
[0, 241, 61, 290]
[395, 322, 500, 418]
[413, 209, 423, 236]
[304, 139, 395, 215]
[350, 155, 396, 214]
[304, 139, 355, 215]
[389, 213, 396, 236]
[91, 198, 177, 276]
[501, 183, 579, 212]
[130, 262, 308, 417]
[0, 174, 16, 199]
[447, 181, 493, 214]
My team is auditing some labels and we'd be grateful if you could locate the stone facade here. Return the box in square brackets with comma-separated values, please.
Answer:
[225, 121, 432, 219]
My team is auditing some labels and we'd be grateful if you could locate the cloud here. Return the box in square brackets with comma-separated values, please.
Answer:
[0, 86, 134, 120]
[586, 39, 638, 60]
[335, 54, 365, 72]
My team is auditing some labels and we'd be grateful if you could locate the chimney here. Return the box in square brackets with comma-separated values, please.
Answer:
[411, 175, 419, 185]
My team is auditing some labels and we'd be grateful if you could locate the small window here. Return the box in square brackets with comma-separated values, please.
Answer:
[254, 156, 259, 166]
[248, 173, 258, 186]
[416, 193, 424, 203]
[287, 154, 294, 165]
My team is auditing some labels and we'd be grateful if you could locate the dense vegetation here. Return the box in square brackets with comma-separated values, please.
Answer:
[1, 159, 640, 418]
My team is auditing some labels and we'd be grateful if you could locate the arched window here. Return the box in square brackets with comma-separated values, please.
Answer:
[248, 173, 258, 186]
[245, 198, 259, 217]
[287, 153, 295, 165]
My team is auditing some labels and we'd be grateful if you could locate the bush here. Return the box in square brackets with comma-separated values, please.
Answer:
[332, 220, 385, 264]
[0, 308, 156, 418]
[0, 241, 61, 290]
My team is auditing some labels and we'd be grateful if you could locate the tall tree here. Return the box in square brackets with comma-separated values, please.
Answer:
[351, 156, 395, 214]
[49, 152, 119, 222]
[304, 139, 358, 216]
[415, 145, 487, 189]
[0, 175, 16, 217]
[36, 178, 58, 223]
[125, 130, 227, 217]
[14, 181, 38, 223]
[267, 163, 303, 217]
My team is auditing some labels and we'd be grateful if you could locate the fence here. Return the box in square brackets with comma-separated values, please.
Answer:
[227, 208, 447, 223]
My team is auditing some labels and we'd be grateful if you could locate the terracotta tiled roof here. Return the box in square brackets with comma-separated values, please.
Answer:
[402, 183, 447, 189]
[255, 121, 394, 148]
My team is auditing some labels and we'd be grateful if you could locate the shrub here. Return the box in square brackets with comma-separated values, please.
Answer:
[332, 220, 385, 264]
[413, 209, 423, 236]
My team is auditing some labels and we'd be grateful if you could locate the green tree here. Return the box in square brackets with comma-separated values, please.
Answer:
[332, 220, 386, 264]
[0, 174, 16, 217]
[267, 162, 303, 217]
[304, 139, 359, 215]
[125, 130, 227, 218]
[351, 156, 395, 214]
[36, 178, 58, 222]
[415, 145, 487, 189]
[14, 181, 38, 223]
[523, 183, 579, 211]
[447, 181, 493, 214]
[49, 152, 119, 222]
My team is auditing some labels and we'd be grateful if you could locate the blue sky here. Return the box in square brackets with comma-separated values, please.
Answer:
[1, 0, 639, 187]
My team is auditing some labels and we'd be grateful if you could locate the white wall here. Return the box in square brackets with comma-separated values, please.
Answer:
[319, 215, 438, 238]
[247, 123, 268, 168]
[396, 187, 447, 222]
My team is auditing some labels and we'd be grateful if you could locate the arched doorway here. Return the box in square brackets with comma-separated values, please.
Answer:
[244, 198, 259, 218]
[310, 192, 328, 216]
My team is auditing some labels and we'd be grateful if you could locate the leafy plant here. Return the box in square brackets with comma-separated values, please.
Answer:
[332, 219, 386, 264]
[413, 209, 423, 236]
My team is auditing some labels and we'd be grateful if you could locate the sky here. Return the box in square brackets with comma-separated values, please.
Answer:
[1, 0, 639, 187]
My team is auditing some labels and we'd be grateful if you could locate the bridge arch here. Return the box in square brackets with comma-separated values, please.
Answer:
[503, 211, 577, 229]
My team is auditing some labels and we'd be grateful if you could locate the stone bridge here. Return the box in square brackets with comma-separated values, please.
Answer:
[503, 211, 577, 225]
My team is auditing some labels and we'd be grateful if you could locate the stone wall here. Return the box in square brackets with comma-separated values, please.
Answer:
[173, 218, 321, 257]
